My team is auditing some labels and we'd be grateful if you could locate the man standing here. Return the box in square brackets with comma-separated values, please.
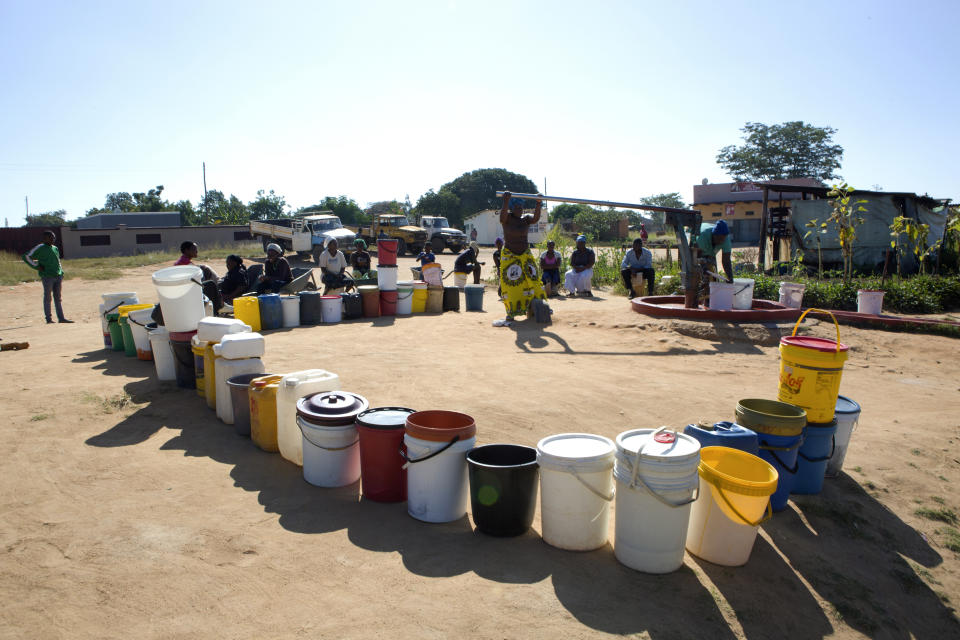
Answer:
[564, 235, 596, 297]
[696, 220, 734, 283]
[620, 237, 655, 297]
[496, 192, 546, 326]
[22, 230, 72, 324]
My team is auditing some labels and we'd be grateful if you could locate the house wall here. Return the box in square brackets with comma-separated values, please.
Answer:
[61, 225, 253, 259]
[464, 210, 550, 245]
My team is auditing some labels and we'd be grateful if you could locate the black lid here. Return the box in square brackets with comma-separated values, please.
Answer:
[356, 407, 416, 430]
[297, 391, 369, 426]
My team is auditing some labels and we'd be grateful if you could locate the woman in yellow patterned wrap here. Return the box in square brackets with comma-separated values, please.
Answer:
[495, 193, 546, 326]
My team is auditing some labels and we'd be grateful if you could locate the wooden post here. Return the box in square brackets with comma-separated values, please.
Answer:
[758, 187, 769, 271]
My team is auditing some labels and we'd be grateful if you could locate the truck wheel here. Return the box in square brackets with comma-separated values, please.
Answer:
[431, 236, 445, 253]
[396, 239, 406, 256]
[312, 246, 323, 265]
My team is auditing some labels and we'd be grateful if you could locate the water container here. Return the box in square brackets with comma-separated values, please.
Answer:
[464, 284, 484, 311]
[233, 296, 261, 332]
[118, 316, 136, 357]
[98, 303, 111, 348]
[857, 289, 884, 315]
[793, 419, 837, 495]
[779, 282, 805, 309]
[421, 263, 442, 286]
[426, 286, 443, 313]
[277, 369, 341, 466]
[778, 309, 849, 423]
[148, 326, 176, 381]
[320, 295, 342, 323]
[404, 411, 478, 523]
[298, 291, 322, 325]
[102, 292, 138, 346]
[258, 294, 282, 330]
[396, 286, 414, 315]
[152, 266, 205, 332]
[250, 375, 284, 451]
[736, 399, 806, 511]
[683, 421, 758, 454]
[203, 341, 219, 408]
[468, 444, 539, 537]
[732, 278, 755, 310]
[340, 292, 362, 319]
[411, 281, 428, 313]
[215, 357, 265, 424]
[536, 433, 615, 551]
[453, 272, 468, 289]
[280, 295, 300, 328]
[197, 317, 250, 342]
[107, 313, 123, 351]
[708, 282, 737, 311]
[213, 332, 266, 359]
[357, 407, 416, 503]
[297, 391, 369, 487]
[826, 395, 861, 478]
[377, 264, 398, 291]
[127, 308, 156, 361]
[359, 285, 380, 317]
[442, 286, 460, 312]
[228, 372, 273, 437]
[377, 238, 398, 266]
[191, 336, 207, 397]
[169, 330, 197, 389]
[380, 290, 398, 316]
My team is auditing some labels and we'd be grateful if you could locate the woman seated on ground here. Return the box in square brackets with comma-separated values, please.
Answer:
[350, 239, 372, 277]
[317, 238, 352, 294]
[255, 243, 293, 294]
[539, 240, 562, 296]
[219, 254, 248, 305]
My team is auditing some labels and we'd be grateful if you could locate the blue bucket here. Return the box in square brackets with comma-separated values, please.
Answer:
[756, 431, 804, 511]
[464, 284, 484, 311]
[683, 421, 759, 455]
[792, 419, 837, 495]
[258, 294, 283, 330]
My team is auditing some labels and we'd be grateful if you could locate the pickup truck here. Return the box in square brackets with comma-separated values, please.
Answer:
[351, 213, 428, 256]
[418, 216, 467, 254]
[249, 214, 358, 264]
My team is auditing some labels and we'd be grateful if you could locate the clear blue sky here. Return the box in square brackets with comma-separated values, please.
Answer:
[1, 0, 957, 226]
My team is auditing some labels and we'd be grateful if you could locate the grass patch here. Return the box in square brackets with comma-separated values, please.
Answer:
[29, 413, 49, 421]
[939, 527, 960, 553]
[852, 466, 863, 474]
[911, 448, 923, 456]
[80, 391, 134, 414]
[932, 496, 947, 505]
[915, 507, 959, 525]
[939, 475, 950, 483]
[864, 480, 878, 491]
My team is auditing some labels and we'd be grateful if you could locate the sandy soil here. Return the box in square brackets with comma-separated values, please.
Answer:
[1, 248, 959, 639]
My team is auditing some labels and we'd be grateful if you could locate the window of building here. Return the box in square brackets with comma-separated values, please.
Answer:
[233, 231, 252, 241]
[745, 210, 755, 216]
[711, 211, 722, 217]
[136, 233, 162, 244]
[80, 235, 111, 246]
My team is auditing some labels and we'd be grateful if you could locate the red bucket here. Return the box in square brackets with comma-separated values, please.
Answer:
[377, 239, 398, 266]
[357, 407, 415, 502]
[380, 289, 398, 316]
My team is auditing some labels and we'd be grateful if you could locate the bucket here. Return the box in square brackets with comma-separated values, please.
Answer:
[148, 327, 176, 381]
[233, 296, 261, 332]
[708, 281, 737, 311]
[258, 294, 282, 331]
[732, 278, 755, 310]
[377, 264, 398, 290]
[778, 282, 806, 309]
[169, 331, 197, 389]
[152, 265, 205, 332]
[826, 396, 861, 478]
[197, 317, 249, 342]
[337, 292, 360, 319]
[683, 421, 759, 455]
[101, 293, 138, 347]
[857, 289, 884, 315]
[453, 272, 468, 289]
[403, 410, 478, 523]
[377, 238, 399, 266]
[614, 428, 701, 573]
[215, 357, 264, 424]
[411, 281, 428, 313]
[297, 391, 369, 487]
[191, 338, 207, 397]
[467, 444, 539, 537]
[536, 433, 616, 551]
[228, 372, 273, 437]
[442, 286, 460, 312]
[320, 295, 342, 323]
[118, 316, 137, 357]
[296, 291, 320, 325]
[685, 446, 778, 567]
[792, 419, 837, 495]
[379, 290, 398, 316]
[280, 295, 301, 328]
[735, 399, 806, 511]
[98, 303, 111, 348]
[395, 286, 414, 315]
[203, 341, 219, 409]
[127, 308, 155, 361]
[277, 369, 341, 466]
[107, 313, 124, 352]
[213, 332, 265, 359]
[421, 262, 442, 286]
[359, 285, 380, 317]
[357, 407, 415, 502]
[423, 286, 441, 313]
[464, 284, 484, 311]
[778, 309, 849, 423]
[250, 375, 284, 451]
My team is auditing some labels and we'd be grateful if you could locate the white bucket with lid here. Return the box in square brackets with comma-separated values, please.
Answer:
[377, 265, 398, 291]
[280, 295, 300, 328]
[396, 286, 414, 315]
[148, 327, 176, 381]
[215, 357, 264, 423]
[152, 266, 205, 332]
[213, 332, 265, 359]
[320, 296, 342, 323]
[536, 433, 616, 551]
[277, 370, 341, 466]
[197, 317, 250, 342]
[613, 428, 701, 573]
[732, 278, 755, 310]
[778, 282, 805, 309]
[298, 417, 361, 487]
[857, 290, 884, 315]
[826, 395, 861, 478]
[708, 282, 737, 311]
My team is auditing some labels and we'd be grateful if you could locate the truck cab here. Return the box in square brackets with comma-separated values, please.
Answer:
[301, 214, 357, 262]
[419, 216, 467, 254]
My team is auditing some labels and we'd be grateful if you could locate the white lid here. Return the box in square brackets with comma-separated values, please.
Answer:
[616, 429, 700, 462]
[197, 317, 250, 342]
[219, 332, 264, 344]
[537, 433, 615, 470]
[152, 265, 202, 285]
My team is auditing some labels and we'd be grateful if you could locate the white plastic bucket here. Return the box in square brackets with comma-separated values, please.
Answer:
[127, 308, 155, 358]
[732, 278, 755, 310]
[453, 272, 468, 289]
[320, 296, 342, 323]
[377, 265, 398, 291]
[421, 263, 443, 286]
[396, 287, 414, 315]
[102, 292, 138, 312]
[826, 395, 861, 478]
[857, 290, 884, 315]
[536, 433, 616, 551]
[152, 266, 205, 332]
[280, 295, 301, 328]
[197, 317, 249, 342]
[277, 370, 341, 466]
[405, 433, 476, 523]
[215, 357, 265, 424]
[148, 327, 176, 381]
[613, 428, 701, 573]
[299, 416, 361, 487]
[708, 282, 737, 311]
[213, 332, 265, 359]
[778, 282, 805, 309]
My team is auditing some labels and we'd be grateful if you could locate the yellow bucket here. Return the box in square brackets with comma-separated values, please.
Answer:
[233, 296, 261, 332]
[411, 288, 427, 313]
[203, 342, 220, 409]
[777, 308, 849, 423]
[191, 337, 207, 397]
[117, 303, 154, 318]
[250, 374, 284, 452]
[686, 446, 778, 567]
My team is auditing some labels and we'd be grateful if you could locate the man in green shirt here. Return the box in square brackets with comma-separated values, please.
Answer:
[696, 220, 734, 283]
[22, 230, 72, 324]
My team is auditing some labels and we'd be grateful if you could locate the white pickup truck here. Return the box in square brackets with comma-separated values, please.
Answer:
[249, 214, 357, 264]
[419, 216, 467, 253]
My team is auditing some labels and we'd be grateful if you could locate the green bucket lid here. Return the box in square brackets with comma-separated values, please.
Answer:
[735, 399, 807, 436]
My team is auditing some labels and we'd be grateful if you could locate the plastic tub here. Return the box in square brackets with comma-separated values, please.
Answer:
[379, 290, 398, 316]
[826, 396, 861, 478]
[276, 370, 341, 466]
[228, 372, 272, 437]
[779, 282, 806, 309]
[338, 292, 360, 319]
[464, 285, 484, 311]
[426, 286, 443, 313]
[148, 327, 176, 381]
[296, 391, 369, 487]
[395, 287, 414, 315]
[732, 278, 755, 310]
[233, 296, 261, 332]
[213, 332, 266, 360]
[536, 433, 615, 551]
[857, 289, 884, 315]
[453, 272, 468, 289]
[708, 281, 737, 311]
[118, 316, 137, 357]
[359, 285, 380, 317]
[298, 291, 322, 325]
[778, 309, 849, 423]
[280, 295, 300, 328]
[404, 410, 477, 523]
[467, 444, 539, 537]
[107, 313, 124, 352]
[377, 238, 398, 266]
[127, 308, 156, 361]
[191, 337, 207, 397]
[793, 419, 837, 495]
[152, 265, 205, 332]
[250, 375, 284, 451]
[442, 286, 460, 312]
[357, 407, 416, 503]
[320, 295, 342, 323]
[735, 398, 806, 511]
[377, 264, 398, 291]
[203, 341, 219, 409]
[169, 331, 197, 389]
[215, 357, 264, 424]
[101, 293, 139, 347]
[258, 294, 282, 331]
[412, 282, 428, 313]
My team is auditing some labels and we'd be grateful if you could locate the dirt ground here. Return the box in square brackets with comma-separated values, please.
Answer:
[2, 248, 959, 639]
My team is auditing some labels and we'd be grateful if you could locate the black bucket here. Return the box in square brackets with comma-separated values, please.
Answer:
[170, 339, 196, 389]
[442, 286, 460, 312]
[228, 373, 273, 437]
[467, 444, 539, 537]
[299, 291, 323, 325]
[340, 292, 363, 319]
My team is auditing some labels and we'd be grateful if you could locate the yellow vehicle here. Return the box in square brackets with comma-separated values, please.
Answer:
[351, 214, 428, 256]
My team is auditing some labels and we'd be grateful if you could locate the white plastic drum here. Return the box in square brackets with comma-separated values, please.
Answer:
[299, 417, 361, 487]
[280, 295, 301, 328]
[152, 266, 205, 332]
[708, 282, 737, 311]
[405, 433, 476, 523]
[732, 278, 755, 310]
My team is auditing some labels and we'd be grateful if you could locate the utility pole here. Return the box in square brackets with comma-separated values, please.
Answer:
[202, 162, 208, 224]
[25, 196, 29, 218]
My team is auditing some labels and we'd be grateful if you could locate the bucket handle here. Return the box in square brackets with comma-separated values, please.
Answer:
[629, 426, 699, 508]
[397, 289, 414, 301]
[759, 439, 802, 475]
[102, 300, 124, 317]
[708, 478, 774, 528]
[791, 307, 841, 352]
[734, 282, 752, 296]
[798, 435, 836, 463]
[399, 435, 460, 470]
[570, 468, 615, 502]
[298, 422, 360, 452]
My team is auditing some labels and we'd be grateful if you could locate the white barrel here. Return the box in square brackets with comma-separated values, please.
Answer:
[127, 308, 155, 358]
[148, 327, 176, 381]
[197, 317, 250, 342]
[320, 296, 342, 323]
[708, 282, 737, 311]
[152, 266, 205, 332]
[826, 396, 861, 478]
[280, 295, 301, 328]
[405, 433, 476, 523]
[213, 332, 265, 359]
[377, 265, 398, 291]
[299, 416, 361, 487]
[102, 292, 138, 311]
[536, 433, 616, 551]
[396, 287, 414, 315]
[778, 282, 805, 309]
[277, 370, 341, 466]
[613, 428, 701, 573]
[732, 278, 755, 310]
[453, 272, 468, 289]
[857, 289, 884, 315]
[215, 357, 264, 423]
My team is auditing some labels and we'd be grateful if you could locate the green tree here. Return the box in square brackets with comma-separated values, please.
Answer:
[365, 200, 406, 217]
[573, 207, 620, 241]
[174, 200, 200, 226]
[248, 189, 288, 220]
[131, 185, 173, 211]
[414, 189, 461, 220]
[431, 168, 538, 226]
[200, 190, 249, 225]
[299, 196, 365, 225]
[104, 192, 135, 212]
[25, 209, 67, 227]
[639, 192, 685, 227]
[550, 203, 592, 223]
[716, 121, 843, 182]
